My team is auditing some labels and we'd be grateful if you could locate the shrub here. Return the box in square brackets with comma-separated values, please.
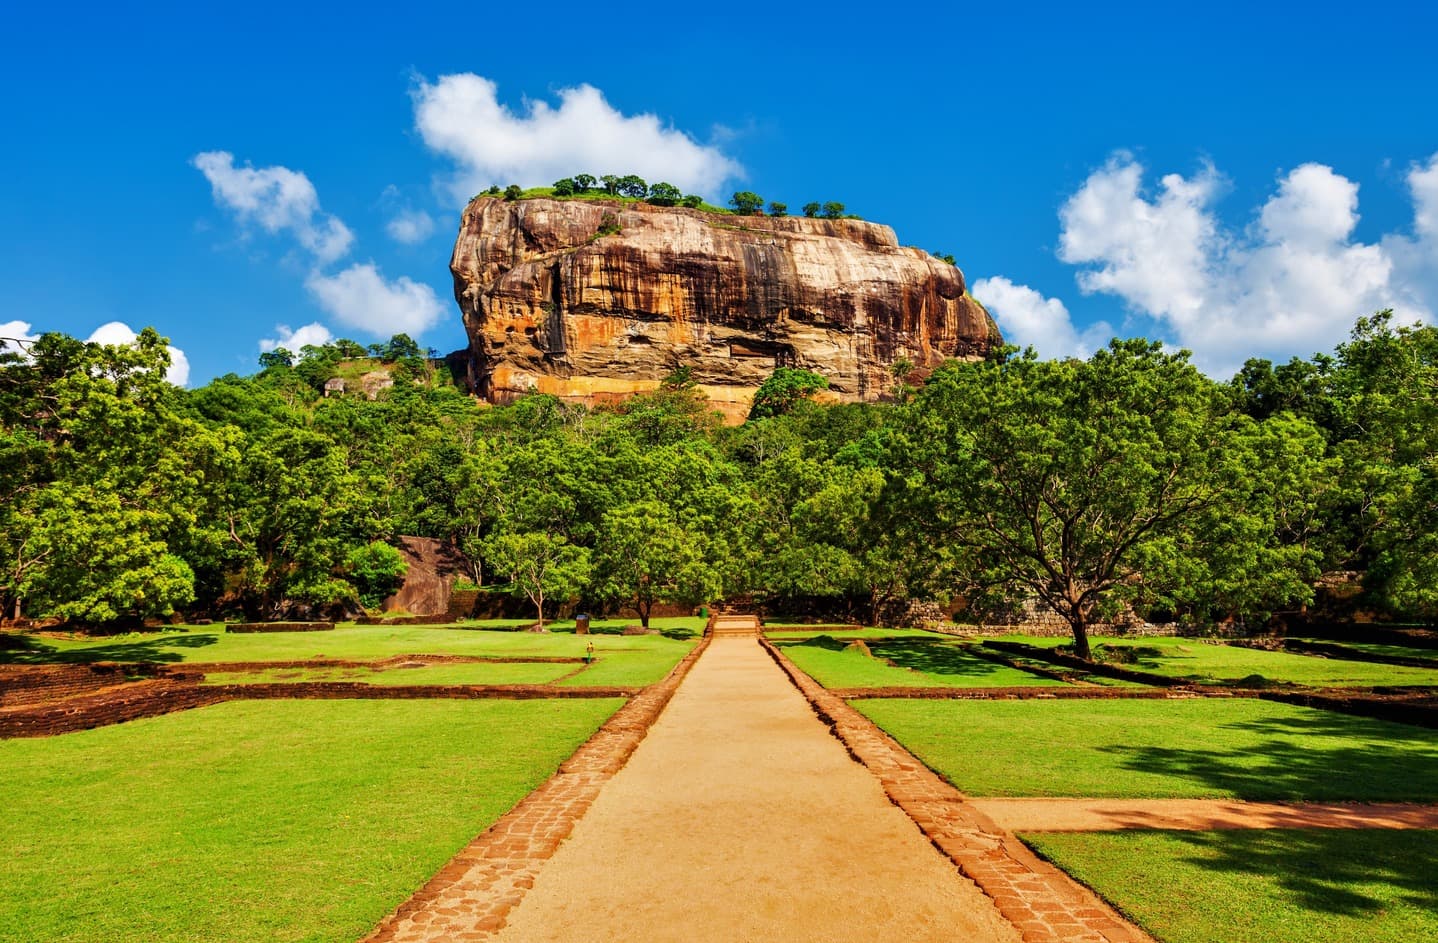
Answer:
[552, 177, 576, 196]
[802, 201, 820, 218]
[345, 541, 408, 609]
[768, 201, 788, 217]
[730, 191, 764, 215]
[503, 184, 522, 201]
[647, 182, 682, 206]
[821, 201, 846, 219]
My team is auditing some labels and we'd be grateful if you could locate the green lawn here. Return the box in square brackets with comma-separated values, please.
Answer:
[987, 635, 1438, 687]
[199, 661, 578, 686]
[559, 636, 696, 686]
[778, 636, 1065, 688]
[763, 625, 948, 639]
[856, 698, 1438, 800]
[1293, 637, 1438, 665]
[1, 624, 697, 670]
[0, 698, 622, 943]
[1026, 830, 1438, 943]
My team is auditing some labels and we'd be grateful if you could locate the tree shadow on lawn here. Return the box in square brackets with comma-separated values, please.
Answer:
[0, 632, 219, 665]
[869, 639, 1036, 681]
[1098, 708, 1438, 801]
[1159, 828, 1438, 916]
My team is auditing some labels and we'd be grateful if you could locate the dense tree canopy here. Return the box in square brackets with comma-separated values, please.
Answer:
[2, 315, 1433, 650]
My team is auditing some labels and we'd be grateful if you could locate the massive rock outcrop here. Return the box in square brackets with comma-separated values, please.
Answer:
[450, 196, 1001, 419]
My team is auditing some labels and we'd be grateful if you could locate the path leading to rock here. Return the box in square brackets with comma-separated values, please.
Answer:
[970, 798, 1438, 832]
[490, 638, 1022, 943]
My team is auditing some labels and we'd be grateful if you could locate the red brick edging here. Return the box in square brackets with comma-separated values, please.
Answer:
[761, 638, 1153, 943]
[361, 636, 711, 943]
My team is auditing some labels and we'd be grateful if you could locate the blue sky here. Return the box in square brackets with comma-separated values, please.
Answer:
[3, 1, 1437, 384]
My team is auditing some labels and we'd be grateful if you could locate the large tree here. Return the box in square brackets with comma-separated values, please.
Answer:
[899, 341, 1316, 658]
[594, 501, 720, 627]
[484, 531, 591, 630]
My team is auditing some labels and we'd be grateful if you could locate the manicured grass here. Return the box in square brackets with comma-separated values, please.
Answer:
[1294, 637, 1438, 665]
[2, 624, 696, 668]
[1025, 829, 1438, 943]
[856, 698, 1438, 800]
[987, 635, 1438, 687]
[559, 636, 695, 686]
[0, 698, 622, 943]
[199, 661, 578, 686]
[778, 636, 1065, 688]
[763, 625, 946, 639]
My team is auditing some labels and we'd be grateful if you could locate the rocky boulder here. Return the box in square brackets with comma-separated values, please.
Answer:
[450, 197, 1001, 420]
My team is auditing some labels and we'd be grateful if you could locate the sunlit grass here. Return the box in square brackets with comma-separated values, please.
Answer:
[0, 698, 622, 943]
[1026, 829, 1438, 943]
[856, 697, 1438, 800]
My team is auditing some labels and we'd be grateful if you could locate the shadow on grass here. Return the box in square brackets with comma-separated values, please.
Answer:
[0, 632, 219, 665]
[1164, 828, 1438, 916]
[869, 639, 1026, 681]
[1099, 708, 1438, 801]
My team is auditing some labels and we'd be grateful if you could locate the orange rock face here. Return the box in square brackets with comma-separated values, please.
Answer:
[450, 197, 1001, 420]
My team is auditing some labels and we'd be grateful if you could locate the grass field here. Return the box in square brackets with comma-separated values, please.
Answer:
[763, 626, 947, 639]
[0, 698, 622, 943]
[1026, 829, 1438, 943]
[987, 635, 1438, 687]
[1, 624, 697, 676]
[856, 697, 1438, 800]
[777, 636, 1065, 688]
[199, 661, 580, 686]
[1293, 637, 1438, 665]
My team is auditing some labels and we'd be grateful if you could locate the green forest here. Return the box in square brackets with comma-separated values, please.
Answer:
[2, 313, 1435, 653]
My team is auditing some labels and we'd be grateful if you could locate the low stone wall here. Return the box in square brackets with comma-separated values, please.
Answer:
[0, 663, 165, 708]
[0, 681, 226, 738]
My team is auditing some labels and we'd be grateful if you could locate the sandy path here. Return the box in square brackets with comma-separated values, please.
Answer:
[970, 798, 1438, 832]
[492, 638, 1021, 943]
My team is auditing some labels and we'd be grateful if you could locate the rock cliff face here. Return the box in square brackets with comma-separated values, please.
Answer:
[450, 196, 1001, 420]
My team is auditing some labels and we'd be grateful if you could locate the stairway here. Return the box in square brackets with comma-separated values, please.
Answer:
[709, 614, 761, 638]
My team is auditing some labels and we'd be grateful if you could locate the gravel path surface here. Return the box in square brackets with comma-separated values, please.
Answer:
[491, 638, 1022, 943]
[970, 798, 1438, 832]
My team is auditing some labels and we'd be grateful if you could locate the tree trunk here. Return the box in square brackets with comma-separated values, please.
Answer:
[638, 598, 651, 629]
[534, 590, 545, 631]
[1069, 617, 1092, 661]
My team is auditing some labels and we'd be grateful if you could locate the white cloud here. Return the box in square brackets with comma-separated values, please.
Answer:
[305, 263, 444, 337]
[259, 322, 334, 353]
[86, 321, 190, 386]
[193, 151, 354, 264]
[386, 207, 436, 244]
[971, 276, 1112, 359]
[1056, 153, 1431, 374]
[411, 73, 742, 201]
[1383, 152, 1438, 317]
[1, 319, 38, 358]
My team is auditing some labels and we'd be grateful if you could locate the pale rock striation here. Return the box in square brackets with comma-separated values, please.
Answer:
[450, 197, 1001, 420]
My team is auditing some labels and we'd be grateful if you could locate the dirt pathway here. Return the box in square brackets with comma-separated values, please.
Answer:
[970, 798, 1438, 832]
[490, 638, 1022, 943]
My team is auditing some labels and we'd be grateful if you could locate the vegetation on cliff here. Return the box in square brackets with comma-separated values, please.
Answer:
[2, 313, 1435, 652]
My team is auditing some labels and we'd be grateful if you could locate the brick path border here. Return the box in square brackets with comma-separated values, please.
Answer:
[761, 637, 1153, 943]
[360, 636, 711, 943]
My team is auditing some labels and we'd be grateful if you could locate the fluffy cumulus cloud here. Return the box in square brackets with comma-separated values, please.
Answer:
[1051, 152, 1433, 373]
[411, 74, 742, 201]
[193, 151, 354, 264]
[1, 319, 39, 357]
[385, 207, 436, 244]
[305, 264, 444, 336]
[971, 276, 1113, 359]
[195, 153, 452, 346]
[259, 322, 335, 353]
[87, 321, 190, 386]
